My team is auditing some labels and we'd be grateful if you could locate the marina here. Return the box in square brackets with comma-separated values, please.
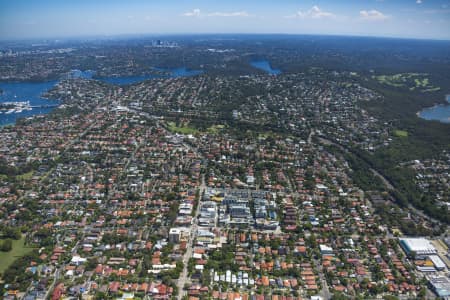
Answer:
[0, 101, 58, 115]
[0, 81, 58, 126]
[0, 67, 203, 126]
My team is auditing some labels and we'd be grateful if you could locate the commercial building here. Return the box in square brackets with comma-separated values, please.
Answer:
[399, 238, 437, 258]
[428, 276, 450, 299]
[168, 227, 190, 243]
[429, 255, 446, 271]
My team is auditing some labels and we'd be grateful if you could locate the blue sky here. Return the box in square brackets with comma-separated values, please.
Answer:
[1, 0, 449, 40]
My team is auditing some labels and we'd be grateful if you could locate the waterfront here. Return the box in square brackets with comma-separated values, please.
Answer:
[0, 81, 58, 126]
[0, 67, 203, 126]
[418, 95, 450, 123]
[100, 68, 203, 85]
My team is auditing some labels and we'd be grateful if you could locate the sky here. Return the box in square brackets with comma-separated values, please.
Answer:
[1, 0, 450, 40]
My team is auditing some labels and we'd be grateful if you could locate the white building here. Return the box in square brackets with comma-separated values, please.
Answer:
[399, 238, 437, 258]
[429, 255, 446, 271]
[169, 227, 190, 243]
[319, 244, 334, 256]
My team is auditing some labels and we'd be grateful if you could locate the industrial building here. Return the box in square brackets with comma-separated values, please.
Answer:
[428, 276, 450, 299]
[429, 255, 447, 271]
[399, 238, 438, 258]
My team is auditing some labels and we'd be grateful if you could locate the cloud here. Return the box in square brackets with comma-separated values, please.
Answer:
[207, 11, 250, 17]
[416, 0, 422, 4]
[182, 8, 201, 17]
[286, 6, 335, 19]
[359, 9, 389, 21]
[182, 9, 251, 18]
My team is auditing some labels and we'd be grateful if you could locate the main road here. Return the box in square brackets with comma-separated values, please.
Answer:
[176, 174, 206, 300]
[315, 135, 445, 229]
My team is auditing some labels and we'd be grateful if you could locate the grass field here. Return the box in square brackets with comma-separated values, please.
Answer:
[0, 236, 34, 274]
[373, 73, 440, 92]
[207, 124, 225, 134]
[167, 121, 200, 134]
[393, 130, 408, 137]
[16, 171, 34, 181]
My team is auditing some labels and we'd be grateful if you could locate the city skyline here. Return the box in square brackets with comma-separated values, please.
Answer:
[1, 0, 450, 41]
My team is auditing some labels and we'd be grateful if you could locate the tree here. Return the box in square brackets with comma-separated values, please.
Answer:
[0, 239, 13, 252]
[1, 226, 21, 240]
[94, 292, 107, 300]
[417, 287, 427, 299]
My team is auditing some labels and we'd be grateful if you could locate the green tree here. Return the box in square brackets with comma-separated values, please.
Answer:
[0, 239, 12, 252]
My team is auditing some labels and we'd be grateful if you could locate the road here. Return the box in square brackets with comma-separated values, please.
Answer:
[313, 256, 331, 300]
[316, 135, 445, 228]
[370, 163, 445, 231]
[43, 268, 61, 300]
[177, 174, 206, 300]
[307, 129, 314, 145]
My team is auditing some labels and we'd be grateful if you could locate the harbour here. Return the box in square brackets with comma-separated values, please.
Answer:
[0, 67, 203, 126]
[0, 101, 59, 114]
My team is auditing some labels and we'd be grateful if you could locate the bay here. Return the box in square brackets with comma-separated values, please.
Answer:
[0, 81, 58, 126]
[0, 67, 203, 126]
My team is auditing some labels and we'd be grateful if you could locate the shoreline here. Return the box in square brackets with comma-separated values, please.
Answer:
[416, 95, 450, 124]
[0, 122, 15, 128]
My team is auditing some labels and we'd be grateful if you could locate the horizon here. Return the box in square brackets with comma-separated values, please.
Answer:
[1, 0, 450, 41]
[2, 32, 450, 44]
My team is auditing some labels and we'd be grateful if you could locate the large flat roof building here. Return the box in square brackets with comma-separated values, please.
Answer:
[428, 276, 450, 299]
[429, 255, 447, 271]
[399, 238, 437, 258]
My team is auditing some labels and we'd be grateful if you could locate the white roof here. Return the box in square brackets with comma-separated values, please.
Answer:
[319, 244, 333, 252]
[400, 238, 437, 255]
[429, 255, 446, 269]
[316, 184, 328, 190]
[169, 227, 189, 234]
[71, 256, 87, 263]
